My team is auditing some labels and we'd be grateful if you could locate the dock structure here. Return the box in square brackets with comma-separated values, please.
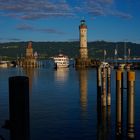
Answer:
[17, 42, 38, 68]
[75, 20, 97, 68]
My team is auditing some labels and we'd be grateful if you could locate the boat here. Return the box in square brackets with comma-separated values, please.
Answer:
[0, 61, 8, 68]
[0, 60, 16, 68]
[53, 53, 69, 68]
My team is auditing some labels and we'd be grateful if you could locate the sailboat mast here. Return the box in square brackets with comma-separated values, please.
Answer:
[115, 44, 118, 66]
[124, 41, 127, 64]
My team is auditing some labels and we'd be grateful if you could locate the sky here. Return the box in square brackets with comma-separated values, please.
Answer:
[0, 0, 140, 43]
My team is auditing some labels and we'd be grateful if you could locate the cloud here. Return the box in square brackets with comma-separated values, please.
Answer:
[72, 0, 132, 19]
[16, 24, 65, 34]
[0, 37, 21, 42]
[21, 12, 75, 20]
[72, 0, 114, 16]
[8, 38, 21, 41]
[16, 24, 33, 30]
[38, 28, 65, 34]
[111, 11, 132, 19]
[0, 0, 132, 20]
[0, 0, 74, 20]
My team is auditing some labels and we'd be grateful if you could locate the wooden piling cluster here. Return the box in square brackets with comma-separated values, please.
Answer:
[116, 70, 135, 139]
[97, 67, 135, 139]
[97, 66, 111, 107]
[96, 66, 111, 139]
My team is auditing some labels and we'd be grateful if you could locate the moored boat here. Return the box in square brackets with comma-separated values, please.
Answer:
[53, 53, 69, 69]
[0, 61, 8, 68]
[0, 60, 16, 68]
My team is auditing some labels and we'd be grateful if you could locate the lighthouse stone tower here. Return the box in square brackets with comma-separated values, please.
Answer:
[75, 20, 92, 68]
[79, 20, 88, 59]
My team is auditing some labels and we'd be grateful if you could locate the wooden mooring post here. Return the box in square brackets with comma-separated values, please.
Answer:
[127, 71, 135, 139]
[116, 70, 135, 138]
[116, 70, 123, 136]
[9, 76, 30, 140]
[101, 67, 107, 107]
[107, 67, 111, 106]
[97, 66, 102, 102]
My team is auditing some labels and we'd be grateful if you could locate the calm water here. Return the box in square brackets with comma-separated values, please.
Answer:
[0, 64, 140, 140]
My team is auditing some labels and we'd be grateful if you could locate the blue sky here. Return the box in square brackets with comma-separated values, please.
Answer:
[0, 0, 140, 43]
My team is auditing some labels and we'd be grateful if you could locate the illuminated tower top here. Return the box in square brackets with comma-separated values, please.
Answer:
[79, 20, 87, 29]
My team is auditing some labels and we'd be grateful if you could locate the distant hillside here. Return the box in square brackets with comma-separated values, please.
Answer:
[0, 41, 140, 60]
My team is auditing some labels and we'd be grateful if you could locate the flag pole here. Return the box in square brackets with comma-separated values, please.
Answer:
[115, 44, 118, 66]
[104, 49, 106, 62]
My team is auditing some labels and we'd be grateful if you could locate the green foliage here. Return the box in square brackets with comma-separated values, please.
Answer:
[0, 41, 140, 60]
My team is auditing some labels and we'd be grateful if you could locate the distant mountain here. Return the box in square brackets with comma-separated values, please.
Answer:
[0, 41, 140, 60]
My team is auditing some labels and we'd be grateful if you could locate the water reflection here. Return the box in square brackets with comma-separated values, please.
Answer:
[54, 68, 69, 83]
[23, 68, 37, 93]
[101, 107, 107, 140]
[127, 83, 135, 140]
[0, 135, 5, 140]
[97, 87, 111, 140]
[107, 106, 111, 139]
[127, 121, 135, 140]
[97, 85, 102, 140]
[78, 70, 88, 115]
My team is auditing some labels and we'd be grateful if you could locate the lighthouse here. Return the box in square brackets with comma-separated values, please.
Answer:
[75, 20, 94, 68]
[79, 20, 88, 59]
